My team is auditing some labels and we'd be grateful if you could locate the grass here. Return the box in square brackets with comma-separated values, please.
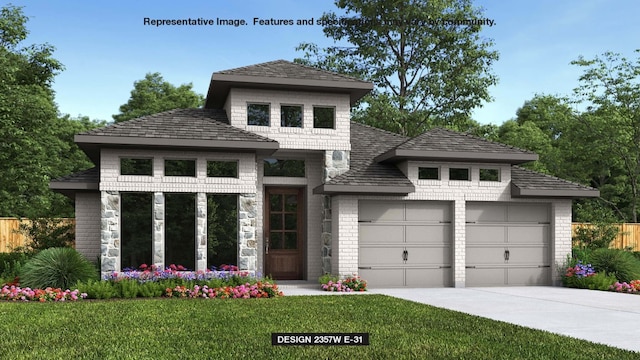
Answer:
[0, 295, 635, 359]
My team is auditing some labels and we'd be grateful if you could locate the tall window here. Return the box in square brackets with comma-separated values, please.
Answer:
[313, 107, 335, 129]
[165, 193, 196, 269]
[121, 192, 153, 270]
[281, 105, 303, 128]
[248, 103, 270, 126]
[207, 194, 238, 269]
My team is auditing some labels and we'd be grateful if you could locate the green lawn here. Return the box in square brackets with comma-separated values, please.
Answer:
[0, 295, 634, 359]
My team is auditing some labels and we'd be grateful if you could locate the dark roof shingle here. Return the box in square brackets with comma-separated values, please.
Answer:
[511, 166, 599, 198]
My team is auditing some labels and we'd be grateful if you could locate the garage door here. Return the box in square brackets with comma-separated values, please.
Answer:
[358, 201, 452, 287]
[466, 203, 551, 286]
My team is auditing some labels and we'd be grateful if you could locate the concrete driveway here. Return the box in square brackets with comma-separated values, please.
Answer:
[281, 284, 640, 353]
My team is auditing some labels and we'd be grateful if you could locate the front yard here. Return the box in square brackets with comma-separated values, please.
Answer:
[0, 295, 636, 359]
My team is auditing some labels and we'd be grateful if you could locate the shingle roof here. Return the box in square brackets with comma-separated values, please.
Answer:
[511, 166, 599, 198]
[375, 127, 538, 164]
[215, 59, 368, 84]
[51, 167, 99, 184]
[78, 108, 274, 143]
[316, 122, 415, 193]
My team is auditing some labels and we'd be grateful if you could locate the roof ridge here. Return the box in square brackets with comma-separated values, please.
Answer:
[215, 59, 368, 83]
[512, 165, 597, 190]
[213, 59, 286, 74]
[351, 121, 409, 140]
[430, 127, 536, 155]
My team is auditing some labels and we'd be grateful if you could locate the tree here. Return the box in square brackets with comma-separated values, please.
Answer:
[571, 50, 640, 222]
[296, 0, 499, 136]
[113, 73, 204, 122]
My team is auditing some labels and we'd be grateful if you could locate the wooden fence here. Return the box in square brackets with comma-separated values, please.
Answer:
[0, 218, 75, 253]
[1, 218, 640, 252]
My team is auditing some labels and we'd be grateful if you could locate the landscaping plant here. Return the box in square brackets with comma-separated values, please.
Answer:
[319, 274, 367, 292]
[19, 247, 97, 289]
[590, 248, 640, 283]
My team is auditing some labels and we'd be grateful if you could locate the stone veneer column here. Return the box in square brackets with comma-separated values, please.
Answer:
[196, 193, 207, 271]
[238, 194, 257, 272]
[153, 192, 164, 270]
[322, 150, 350, 275]
[100, 191, 120, 276]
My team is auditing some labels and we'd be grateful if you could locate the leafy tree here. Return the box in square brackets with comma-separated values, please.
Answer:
[571, 50, 640, 222]
[113, 73, 204, 122]
[296, 0, 499, 136]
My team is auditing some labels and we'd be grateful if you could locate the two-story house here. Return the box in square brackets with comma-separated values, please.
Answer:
[50, 60, 598, 287]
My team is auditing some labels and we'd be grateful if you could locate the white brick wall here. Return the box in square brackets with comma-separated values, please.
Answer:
[100, 149, 257, 193]
[552, 200, 573, 285]
[224, 88, 351, 151]
[331, 195, 359, 277]
[75, 192, 101, 262]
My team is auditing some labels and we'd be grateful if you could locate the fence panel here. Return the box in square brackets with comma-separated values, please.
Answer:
[572, 223, 640, 251]
[0, 218, 75, 253]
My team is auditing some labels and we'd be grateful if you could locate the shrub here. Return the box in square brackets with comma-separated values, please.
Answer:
[590, 249, 640, 283]
[16, 217, 74, 253]
[19, 248, 98, 289]
[0, 252, 31, 281]
[115, 279, 140, 298]
[76, 279, 117, 299]
[571, 248, 593, 265]
[580, 272, 618, 291]
[320, 274, 367, 292]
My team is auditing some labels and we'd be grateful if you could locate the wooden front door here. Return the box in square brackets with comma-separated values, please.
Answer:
[265, 187, 304, 280]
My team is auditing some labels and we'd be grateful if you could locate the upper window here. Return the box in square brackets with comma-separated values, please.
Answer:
[120, 158, 153, 176]
[247, 103, 270, 126]
[313, 107, 335, 129]
[480, 168, 500, 182]
[281, 105, 303, 128]
[207, 161, 238, 178]
[165, 159, 196, 177]
[418, 167, 439, 180]
[449, 168, 470, 181]
[264, 159, 305, 177]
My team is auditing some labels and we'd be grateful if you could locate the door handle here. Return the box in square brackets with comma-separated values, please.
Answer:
[402, 250, 408, 262]
[265, 236, 269, 255]
[504, 249, 510, 261]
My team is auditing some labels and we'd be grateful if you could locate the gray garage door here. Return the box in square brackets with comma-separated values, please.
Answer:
[358, 201, 452, 287]
[466, 203, 551, 286]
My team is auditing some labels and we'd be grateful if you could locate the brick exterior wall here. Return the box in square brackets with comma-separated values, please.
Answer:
[223, 88, 351, 151]
[552, 200, 573, 285]
[74, 192, 101, 262]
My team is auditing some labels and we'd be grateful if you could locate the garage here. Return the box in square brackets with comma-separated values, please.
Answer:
[466, 202, 551, 286]
[358, 201, 452, 287]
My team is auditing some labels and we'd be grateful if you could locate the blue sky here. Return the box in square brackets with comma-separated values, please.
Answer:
[7, 0, 640, 125]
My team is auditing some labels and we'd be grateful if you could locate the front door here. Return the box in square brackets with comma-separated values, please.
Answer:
[265, 187, 304, 280]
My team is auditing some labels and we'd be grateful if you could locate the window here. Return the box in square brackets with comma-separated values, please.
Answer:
[121, 192, 153, 270]
[480, 168, 500, 182]
[120, 158, 153, 176]
[247, 103, 270, 126]
[207, 194, 238, 270]
[165, 193, 196, 269]
[313, 107, 335, 129]
[207, 161, 238, 178]
[449, 168, 470, 181]
[165, 159, 196, 177]
[418, 167, 439, 180]
[281, 105, 303, 128]
[264, 159, 305, 177]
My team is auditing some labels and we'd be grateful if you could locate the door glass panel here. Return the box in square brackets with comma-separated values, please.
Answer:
[284, 232, 297, 249]
[270, 213, 283, 230]
[270, 194, 282, 211]
[285, 213, 297, 230]
[285, 195, 297, 212]
[270, 232, 282, 249]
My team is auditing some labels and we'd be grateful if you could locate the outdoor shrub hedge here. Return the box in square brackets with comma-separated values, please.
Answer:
[590, 249, 640, 283]
[0, 252, 31, 281]
[19, 248, 98, 289]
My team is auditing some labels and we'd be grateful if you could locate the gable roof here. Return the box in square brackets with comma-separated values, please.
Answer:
[511, 166, 599, 198]
[314, 122, 415, 194]
[375, 127, 538, 164]
[75, 108, 278, 161]
[205, 60, 373, 108]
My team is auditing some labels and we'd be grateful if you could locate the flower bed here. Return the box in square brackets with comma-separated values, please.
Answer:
[609, 280, 640, 293]
[105, 263, 252, 283]
[166, 281, 283, 299]
[0, 285, 87, 302]
[319, 274, 367, 292]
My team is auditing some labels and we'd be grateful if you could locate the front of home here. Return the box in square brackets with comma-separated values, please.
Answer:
[51, 60, 598, 287]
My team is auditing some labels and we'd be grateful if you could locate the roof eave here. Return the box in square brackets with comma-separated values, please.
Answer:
[511, 183, 600, 198]
[75, 134, 279, 152]
[375, 149, 539, 164]
[312, 183, 415, 195]
[206, 74, 373, 108]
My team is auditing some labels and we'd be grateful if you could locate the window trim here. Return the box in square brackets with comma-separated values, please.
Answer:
[247, 102, 271, 126]
[479, 168, 501, 182]
[280, 104, 304, 128]
[449, 167, 470, 181]
[206, 160, 239, 178]
[313, 106, 336, 129]
[418, 166, 440, 180]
